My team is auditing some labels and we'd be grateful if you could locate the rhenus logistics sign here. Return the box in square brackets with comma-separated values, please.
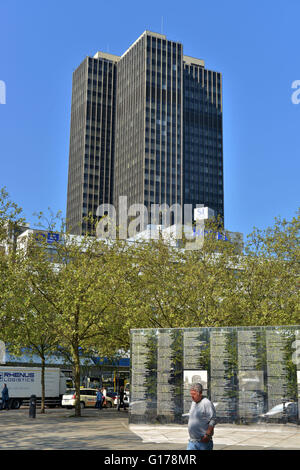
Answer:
[0, 371, 35, 383]
[0, 367, 61, 398]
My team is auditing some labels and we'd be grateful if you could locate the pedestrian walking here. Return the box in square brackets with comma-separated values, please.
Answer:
[117, 386, 125, 411]
[95, 388, 103, 410]
[102, 386, 107, 407]
[1, 384, 9, 410]
[187, 383, 217, 450]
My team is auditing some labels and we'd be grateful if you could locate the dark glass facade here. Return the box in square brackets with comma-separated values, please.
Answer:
[66, 59, 88, 234]
[67, 32, 224, 234]
[114, 32, 183, 223]
[66, 54, 118, 234]
[183, 60, 223, 220]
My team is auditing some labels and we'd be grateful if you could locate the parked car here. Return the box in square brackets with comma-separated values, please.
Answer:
[61, 388, 114, 409]
[259, 402, 298, 423]
[106, 391, 118, 407]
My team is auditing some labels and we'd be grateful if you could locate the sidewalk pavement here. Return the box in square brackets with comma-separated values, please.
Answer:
[129, 422, 300, 450]
[0, 408, 299, 450]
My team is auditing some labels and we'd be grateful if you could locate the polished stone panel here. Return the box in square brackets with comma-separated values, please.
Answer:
[130, 326, 300, 425]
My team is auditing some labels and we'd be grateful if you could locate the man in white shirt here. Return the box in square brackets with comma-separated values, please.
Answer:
[101, 387, 107, 406]
[187, 383, 217, 450]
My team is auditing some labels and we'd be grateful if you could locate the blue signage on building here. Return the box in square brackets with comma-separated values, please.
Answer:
[46, 233, 60, 244]
[192, 228, 229, 241]
[35, 232, 60, 244]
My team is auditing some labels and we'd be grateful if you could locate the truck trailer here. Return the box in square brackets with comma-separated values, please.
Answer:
[0, 366, 67, 409]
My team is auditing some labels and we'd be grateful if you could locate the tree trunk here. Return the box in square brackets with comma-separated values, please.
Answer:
[41, 355, 45, 414]
[72, 343, 81, 417]
[72, 305, 81, 417]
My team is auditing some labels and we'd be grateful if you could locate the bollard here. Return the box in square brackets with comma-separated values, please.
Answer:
[29, 394, 37, 418]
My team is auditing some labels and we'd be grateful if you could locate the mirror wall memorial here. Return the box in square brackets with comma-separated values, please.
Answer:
[130, 326, 300, 425]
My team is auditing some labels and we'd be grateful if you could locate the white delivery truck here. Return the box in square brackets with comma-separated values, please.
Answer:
[0, 366, 67, 409]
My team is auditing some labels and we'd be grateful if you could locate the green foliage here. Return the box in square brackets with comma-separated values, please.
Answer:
[0, 187, 25, 243]
[0, 188, 298, 415]
[240, 211, 300, 325]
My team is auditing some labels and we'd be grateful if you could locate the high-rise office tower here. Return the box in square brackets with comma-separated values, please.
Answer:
[66, 31, 223, 234]
[183, 56, 223, 220]
[114, 32, 183, 222]
[66, 52, 119, 234]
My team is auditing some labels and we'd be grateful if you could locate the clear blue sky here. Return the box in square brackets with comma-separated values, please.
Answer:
[0, 0, 299, 238]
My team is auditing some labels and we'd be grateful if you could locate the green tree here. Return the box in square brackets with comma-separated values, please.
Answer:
[241, 210, 300, 325]
[0, 187, 24, 243]
[122, 211, 299, 330]
[5, 268, 60, 413]
[17, 222, 136, 416]
[0, 187, 25, 343]
[126, 218, 243, 329]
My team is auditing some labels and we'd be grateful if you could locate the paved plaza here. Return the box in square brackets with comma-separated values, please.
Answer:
[0, 408, 299, 450]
